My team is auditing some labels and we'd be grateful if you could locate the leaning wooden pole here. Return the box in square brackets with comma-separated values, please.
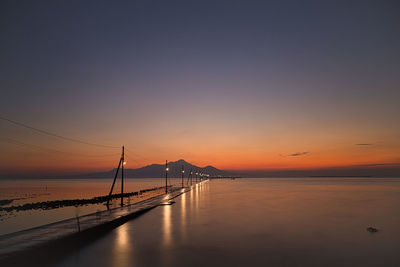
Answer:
[107, 149, 123, 206]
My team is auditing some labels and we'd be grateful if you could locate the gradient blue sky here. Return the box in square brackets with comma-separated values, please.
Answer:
[0, 0, 399, 173]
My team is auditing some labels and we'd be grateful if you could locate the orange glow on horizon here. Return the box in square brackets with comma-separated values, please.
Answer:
[1, 119, 399, 175]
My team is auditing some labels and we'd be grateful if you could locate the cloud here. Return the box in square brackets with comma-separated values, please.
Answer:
[356, 143, 373, 146]
[290, 152, 309, 157]
[281, 152, 309, 157]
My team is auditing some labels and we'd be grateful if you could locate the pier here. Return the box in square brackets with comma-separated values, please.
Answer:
[0, 180, 208, 265]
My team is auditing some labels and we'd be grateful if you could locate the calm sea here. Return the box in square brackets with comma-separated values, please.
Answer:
[2, 178, 400, 266]
[52, 177, 400, 267]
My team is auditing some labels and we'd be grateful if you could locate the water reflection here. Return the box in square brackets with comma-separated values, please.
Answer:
[116, 224, 128, 248]
[53, 178, 400, 267]
[162, 205, 172, 247]
[113, 223, 132, 267]
[195, 183, 199, 213]
[189, 185, 194, 220]
[180, 192, 187, 240]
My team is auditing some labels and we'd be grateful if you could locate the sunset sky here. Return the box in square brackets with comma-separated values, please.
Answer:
[1, 1, 399, 175]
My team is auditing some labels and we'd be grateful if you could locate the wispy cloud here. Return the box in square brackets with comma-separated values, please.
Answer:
[356, 143, 373, 146]
[281, 152, 309, 157]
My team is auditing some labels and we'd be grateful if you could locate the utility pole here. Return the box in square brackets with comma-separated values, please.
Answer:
[189, 168, 193, 186]
[165, 160, 168, 194]
[121, 146, 124, 207]
[107, 146, 124, 207]
[181, 165, 184, 188]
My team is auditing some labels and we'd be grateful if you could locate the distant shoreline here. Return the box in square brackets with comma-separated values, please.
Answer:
[309, 175, 373, 178]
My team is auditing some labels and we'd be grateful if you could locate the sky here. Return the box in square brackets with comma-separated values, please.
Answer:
[0, 0, 399, 175]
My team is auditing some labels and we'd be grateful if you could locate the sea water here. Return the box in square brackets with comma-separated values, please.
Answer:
[52, 178, 400, 267]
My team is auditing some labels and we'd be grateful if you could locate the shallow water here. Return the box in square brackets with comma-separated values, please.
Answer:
[53, 178, 400, 267]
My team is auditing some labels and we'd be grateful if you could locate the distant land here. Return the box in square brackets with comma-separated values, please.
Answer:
[79, 159, 230, 179]
[54, 161, 400, 179]
[1, 160, 399, 179]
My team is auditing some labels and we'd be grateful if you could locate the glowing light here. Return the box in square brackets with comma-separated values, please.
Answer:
[163, 205, 172, 246]
[181, 192, 187, 240]
[182, 170, 185, 173]
[123, 161, 126, 165]
[166, 167, 169, 171]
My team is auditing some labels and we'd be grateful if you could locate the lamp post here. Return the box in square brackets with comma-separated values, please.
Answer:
[121, 146, 125, 207]
[165, 160, 169, 194]
[181, 165, 184, 188]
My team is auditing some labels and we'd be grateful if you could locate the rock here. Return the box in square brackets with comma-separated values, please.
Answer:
[367, 227, 379, 233]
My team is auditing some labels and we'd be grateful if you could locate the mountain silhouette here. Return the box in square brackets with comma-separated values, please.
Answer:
[83, 159, 228, 178]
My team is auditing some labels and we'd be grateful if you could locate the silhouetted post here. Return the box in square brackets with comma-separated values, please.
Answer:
[165, 160, 168, 194]
[181, 165, 184, 188]
[121, 146, 124, 207]
[107, 147, 123, 207]
[188, 168, 192, 186]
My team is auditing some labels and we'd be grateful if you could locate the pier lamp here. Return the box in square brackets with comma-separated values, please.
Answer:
[165, 161, 169, 194]
[123, 161, 126, 165]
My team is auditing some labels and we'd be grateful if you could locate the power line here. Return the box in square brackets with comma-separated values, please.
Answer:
[0, 137, 121, 158]
[124, 148, 152, 162]
[123, 154, 142, 166]
[0, 115, 120, 149]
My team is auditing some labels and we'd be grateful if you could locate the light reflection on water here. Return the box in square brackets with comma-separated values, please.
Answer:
[189, 185, 194, 214]
[112, 223, 133, 267]
[195, 183, 199, 215]
[180, 192, 186, 241]
[53, 178, 400, 267]
[162, 205, 172, 247]
[116, 223, 129, 248]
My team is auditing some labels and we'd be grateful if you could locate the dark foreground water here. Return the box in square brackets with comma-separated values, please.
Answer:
[50, 178, 400, 266]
